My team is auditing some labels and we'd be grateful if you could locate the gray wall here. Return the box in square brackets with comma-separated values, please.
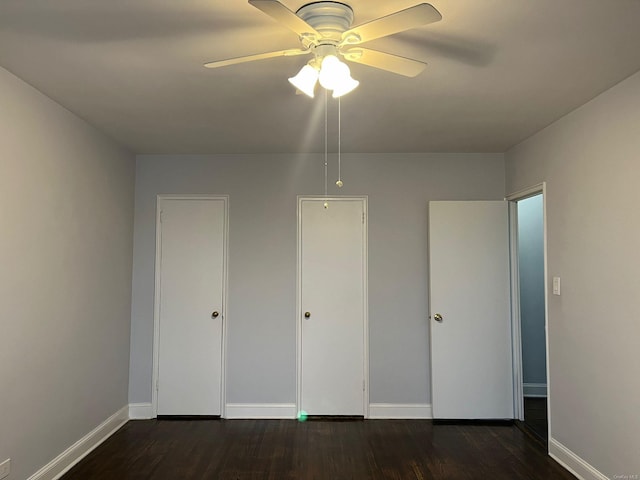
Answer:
[0, 68, 135, 480]
[517, 195, 547, 387]
[129, 153, 505, 405]
[506, 71, 640, 476]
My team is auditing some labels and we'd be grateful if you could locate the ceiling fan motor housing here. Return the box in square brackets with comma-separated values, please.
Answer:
[296, 1, 355, 44]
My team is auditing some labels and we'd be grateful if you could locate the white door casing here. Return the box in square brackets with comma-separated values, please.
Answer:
[429, 201, 513, 419]
[153, 195, 228, 416]
[297, 197, 368, 416]
[506, 183, 551, 436]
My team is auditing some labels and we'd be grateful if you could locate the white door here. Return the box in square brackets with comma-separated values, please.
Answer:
[156, 197, 226, 416]
[299, 198, 367, 416]
[429, 201, 513, 419]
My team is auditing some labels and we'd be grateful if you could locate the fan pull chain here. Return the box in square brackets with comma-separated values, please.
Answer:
[336, 96, 343, 188]
[323, 88, 328, 208]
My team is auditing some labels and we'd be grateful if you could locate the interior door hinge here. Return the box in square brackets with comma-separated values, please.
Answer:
[362, 212, 365, 224]
[363, 379, 365, 391]
[156, 379, 159, 391]
[160, 210, 163, 223]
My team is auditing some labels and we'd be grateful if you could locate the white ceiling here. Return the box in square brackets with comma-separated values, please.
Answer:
[1, 0, 639, 154]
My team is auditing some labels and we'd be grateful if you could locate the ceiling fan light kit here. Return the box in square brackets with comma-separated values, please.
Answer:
[204, 0, 442, 97]
[288, 49, 358, 98]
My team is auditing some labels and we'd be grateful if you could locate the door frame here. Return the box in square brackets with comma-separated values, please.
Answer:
[506, 183, 551, 441]
[296, 196, 369, 418]
[151, 194, 230, 418]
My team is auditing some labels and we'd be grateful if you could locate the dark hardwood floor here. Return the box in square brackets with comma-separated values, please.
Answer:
[524, 397, 548, 442]
[62, 419, 575, 479]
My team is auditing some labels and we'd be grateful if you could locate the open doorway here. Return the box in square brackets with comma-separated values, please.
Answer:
[508, 184, 550, 446]
[516, 193, 548, 441]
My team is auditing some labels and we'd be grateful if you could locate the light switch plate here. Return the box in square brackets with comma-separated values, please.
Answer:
[553, 276, 561, 296]
[0, 458, 10, 479]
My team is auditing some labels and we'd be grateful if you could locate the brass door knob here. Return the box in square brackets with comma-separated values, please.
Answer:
[211, 311, 220, 319]
[433, 313, 443, 322]
[304, 312, 311, 318]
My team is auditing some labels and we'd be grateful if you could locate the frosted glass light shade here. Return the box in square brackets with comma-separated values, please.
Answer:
[288, 64, 319, 98]
[332, 76, 359, 98]
[318, 55, 359, 97]
[318, 55, 347, 90]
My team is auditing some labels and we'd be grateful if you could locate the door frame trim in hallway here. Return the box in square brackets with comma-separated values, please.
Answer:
[151, 194, 230, 418]
[296, 196, 369, 418]
[506, 182, 551, 445]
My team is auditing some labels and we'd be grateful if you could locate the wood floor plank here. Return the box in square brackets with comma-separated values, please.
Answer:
[60, 419, 576, 479]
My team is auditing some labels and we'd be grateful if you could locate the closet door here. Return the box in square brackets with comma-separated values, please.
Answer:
[156, 197, 227, 416]
[299, 198, 367, 416]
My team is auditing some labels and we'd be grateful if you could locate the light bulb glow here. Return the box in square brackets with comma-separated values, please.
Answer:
[288, 64, 319, 98]
[317, 55, 359, 97]
[318, 55, 346, 90]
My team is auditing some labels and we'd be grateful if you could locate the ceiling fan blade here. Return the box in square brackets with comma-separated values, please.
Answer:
[204, 48, 309, 69]
[342, 48, 427, 77]
[341, 3, 442, 45]
[248, 0, 321, 40]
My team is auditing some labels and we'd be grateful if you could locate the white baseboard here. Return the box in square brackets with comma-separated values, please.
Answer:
[225, 403, 297, 419]
[129, 402, 154, 419]
[369, 403, 432, 419]
[226, 403, 435, 419]
[27, 405, 129, 480]
[523, 383, 548, 398]
[549, 438, 608, 480]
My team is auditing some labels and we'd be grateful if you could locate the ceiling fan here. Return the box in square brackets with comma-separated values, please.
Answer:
[204, 0, 442, 97]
